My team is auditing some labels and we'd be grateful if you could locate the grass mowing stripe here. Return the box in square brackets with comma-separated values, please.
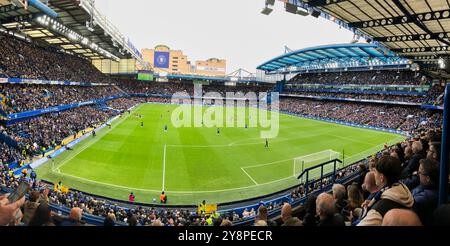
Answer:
[54, 109, 135, 172]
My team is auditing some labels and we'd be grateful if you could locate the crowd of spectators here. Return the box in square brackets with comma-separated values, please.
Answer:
[0, 84, 121, 114]
[2, 106, 115, 157]
[0, 142, 24, 167]
[0, 34, 109, 83]
[114, 80, 273, 97]
[425, 84, 446, 105]
[107, 97, 171, 111]
[290, 70, 429, 85]
[115, 80, 192, 95]
[279, 97, 442, 132]
[283, 91, 427, 104]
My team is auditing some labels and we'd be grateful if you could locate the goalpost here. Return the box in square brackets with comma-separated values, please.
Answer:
[293, 150, 341, 180]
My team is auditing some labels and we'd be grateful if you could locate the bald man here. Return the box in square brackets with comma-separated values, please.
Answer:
[280, 203, 302, 226]
[382, 209, 422, 226]
[60, 207, 84, 226]
[316, 193, 345, 226]
[356, 172, 381, 224]
[362, 172, 379, 195]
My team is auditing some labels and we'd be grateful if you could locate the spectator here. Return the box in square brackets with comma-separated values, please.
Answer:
[60, 207, 84, 226]
[151, 219, 163, 226]
[402, 141, 424, 178]
[358, 156, 414, 226]
[346, 183, 363, 224]
[255, 205, 276, 226]
[316, 193, 345, 226]
[128, 215, 138, 226]
[254, 220, 268, 226]
[426, 142, 441, 162]
[280, 203, 302, 226]
[358, 172, 381, 224]
[220, 219, 232, 226]
[28, 202, 54, 226]
[301, 195, 318, 227]
[22, 190, 40, 225]
[411, 159, 439, 225]
[332, 184, 348, 217]
[381, 209, 422, 226]
[104, 214, 116, 226]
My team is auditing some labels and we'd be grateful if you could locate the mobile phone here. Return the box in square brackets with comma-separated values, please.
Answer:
[8, 181, 30, 204]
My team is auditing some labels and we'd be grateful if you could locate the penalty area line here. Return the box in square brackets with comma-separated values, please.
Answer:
[241, 167, 259, 185]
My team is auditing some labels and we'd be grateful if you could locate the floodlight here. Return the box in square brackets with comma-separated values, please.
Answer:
[261, 7, 273, 15]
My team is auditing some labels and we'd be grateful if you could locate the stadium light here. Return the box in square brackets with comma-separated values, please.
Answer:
[284, 2, 309, 16]
[261, 0, 274, 15]
[261, 6, 273, 15]
[438, 57, 446, 69]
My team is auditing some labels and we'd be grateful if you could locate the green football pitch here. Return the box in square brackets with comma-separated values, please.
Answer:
[36, 103, 405, 205]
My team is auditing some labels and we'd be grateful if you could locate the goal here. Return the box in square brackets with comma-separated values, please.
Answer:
[293, 150, 341, 179]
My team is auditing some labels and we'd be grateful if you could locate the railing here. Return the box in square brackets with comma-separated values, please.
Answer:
[439, 84, 449, 205]
[297, 159, 342, 196]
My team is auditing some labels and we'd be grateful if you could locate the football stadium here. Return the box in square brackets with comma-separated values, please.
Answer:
[0, 0, 449, 232]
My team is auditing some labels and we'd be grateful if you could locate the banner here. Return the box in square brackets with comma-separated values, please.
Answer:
[196, 66, 225, 72]
[6, 95, 124, 124]
[0, 77, 107, 86]
[198, 203, 218, 214]
[154, 51, 170, 68]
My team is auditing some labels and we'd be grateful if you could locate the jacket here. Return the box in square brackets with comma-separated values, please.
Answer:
[317, 213, 345, 226]
[412, 184, 438, 225]
[402, 153, 423, 178]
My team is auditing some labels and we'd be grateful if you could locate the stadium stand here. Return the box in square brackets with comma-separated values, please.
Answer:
[0, 34, 110, 83]
[289, 70, 428, 86]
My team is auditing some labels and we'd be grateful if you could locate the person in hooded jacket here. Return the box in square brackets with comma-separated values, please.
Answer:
[357, 155, 414, 226]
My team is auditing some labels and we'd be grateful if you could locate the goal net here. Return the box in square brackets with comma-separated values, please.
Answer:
[293, 150, 341, 181]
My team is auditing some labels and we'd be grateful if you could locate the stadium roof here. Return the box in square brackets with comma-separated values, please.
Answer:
[290, 0, 450, 65]
[257, 43, 407, 72]
[0, 0, 143, 64]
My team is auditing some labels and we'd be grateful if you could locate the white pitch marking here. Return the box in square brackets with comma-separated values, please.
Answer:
[162, 144, 167, 191]
[241, 168, 259, 185]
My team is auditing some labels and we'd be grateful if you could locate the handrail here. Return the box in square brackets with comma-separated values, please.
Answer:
[438, 84, 449, 205]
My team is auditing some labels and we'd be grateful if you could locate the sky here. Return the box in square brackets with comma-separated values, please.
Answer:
[94, 0, 356, 73]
